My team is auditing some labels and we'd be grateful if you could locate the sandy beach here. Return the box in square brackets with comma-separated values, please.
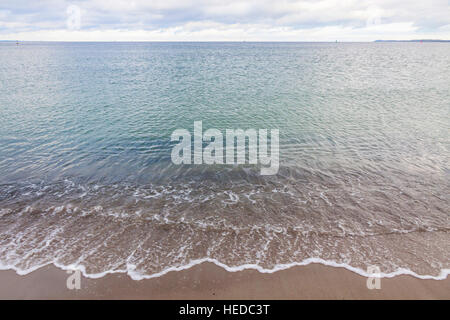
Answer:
[0, 262, 448, 300]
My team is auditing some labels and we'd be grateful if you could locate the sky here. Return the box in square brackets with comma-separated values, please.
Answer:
[1, 0, 450, 41]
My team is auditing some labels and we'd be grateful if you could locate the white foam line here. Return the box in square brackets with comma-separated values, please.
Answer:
[1, 258, 449, 281]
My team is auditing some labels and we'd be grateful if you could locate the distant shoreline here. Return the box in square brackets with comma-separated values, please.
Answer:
[374, 39, 450, 42]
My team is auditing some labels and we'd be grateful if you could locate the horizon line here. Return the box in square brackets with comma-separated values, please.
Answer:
[3, 39, 450, 43]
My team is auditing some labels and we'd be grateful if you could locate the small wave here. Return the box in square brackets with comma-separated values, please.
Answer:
[1, 257, 449, 281]
[1, 173, 448, 285]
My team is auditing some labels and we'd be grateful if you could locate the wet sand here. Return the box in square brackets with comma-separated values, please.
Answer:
[0, 262, 448, 299]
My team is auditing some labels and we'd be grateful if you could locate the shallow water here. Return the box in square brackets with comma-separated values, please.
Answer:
[0, 42, 449, 279]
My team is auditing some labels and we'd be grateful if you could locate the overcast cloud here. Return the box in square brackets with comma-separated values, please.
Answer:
[1, 0, 449, 41]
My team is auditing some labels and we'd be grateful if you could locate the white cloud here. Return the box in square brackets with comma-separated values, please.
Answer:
[0, 0, 449, 41]
[3, 21, 446, 42]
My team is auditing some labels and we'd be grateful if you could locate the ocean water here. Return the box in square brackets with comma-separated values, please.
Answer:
[0, 42, 449, 280]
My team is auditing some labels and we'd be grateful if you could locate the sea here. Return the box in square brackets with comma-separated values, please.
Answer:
[0, 41, 448, 280]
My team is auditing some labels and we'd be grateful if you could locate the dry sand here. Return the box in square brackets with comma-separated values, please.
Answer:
[0, 262, 448, 299]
